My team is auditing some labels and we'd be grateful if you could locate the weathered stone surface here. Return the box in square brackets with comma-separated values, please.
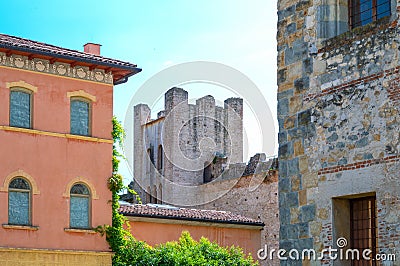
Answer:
[278, 0, 400, 262]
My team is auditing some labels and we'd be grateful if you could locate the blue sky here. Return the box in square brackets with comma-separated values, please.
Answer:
[1, 0, 277, 179]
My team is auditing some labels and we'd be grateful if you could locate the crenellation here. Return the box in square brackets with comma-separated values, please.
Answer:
[164, 87, 188, 113]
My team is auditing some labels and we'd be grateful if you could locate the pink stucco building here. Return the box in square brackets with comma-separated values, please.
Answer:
[0, 33, 140, 265]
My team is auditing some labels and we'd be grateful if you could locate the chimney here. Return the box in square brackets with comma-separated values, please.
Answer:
[83, 43, 101, 55]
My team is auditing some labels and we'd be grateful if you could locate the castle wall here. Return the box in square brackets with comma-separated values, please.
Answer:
[199, 170, 279, 266]
[133, 87, 244, 205]
[277, 0, 400, 265]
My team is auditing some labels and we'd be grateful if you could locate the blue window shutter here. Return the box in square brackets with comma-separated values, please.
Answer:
[10, 91, 31, 128]
[70, 100, 90, 136]
[70, 196, 89, 228]
[9, 191, 30, 225]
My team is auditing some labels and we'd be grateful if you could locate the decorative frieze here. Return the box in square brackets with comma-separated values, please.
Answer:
[0, 52, 113, 84]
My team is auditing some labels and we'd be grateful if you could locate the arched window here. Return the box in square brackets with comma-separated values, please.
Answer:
[203, 162, 213, 183]
[70, 183, 90, 229]
[70, 97, 91, 136]
[8, 177, 31, 225]
[147, 147, 154, 164]
[10, 88, 32, 129]
[157, 145, 163, 171]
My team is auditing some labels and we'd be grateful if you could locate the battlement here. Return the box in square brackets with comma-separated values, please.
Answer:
[133, 87, 247, 204]
[138, 88, 244, 126]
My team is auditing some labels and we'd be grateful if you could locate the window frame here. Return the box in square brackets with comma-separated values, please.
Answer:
[349, 196, 377, 266]
[9, 87, 33, 129]
[8, 177, 32, 226]
[348, 0, 391, 29]
[69, 183, 91, 229]
[70, 96, 92, 136]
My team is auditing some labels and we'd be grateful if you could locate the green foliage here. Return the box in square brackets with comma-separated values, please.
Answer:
[102, 117, 258, 266]
[112, 231, 258, 266]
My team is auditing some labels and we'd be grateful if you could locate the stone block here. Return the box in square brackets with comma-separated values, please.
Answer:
[287, 23, 297, 35]
[285, 39, 308, 65]
[291, 175, 301, 191]
[286, 224, 299, 239]
[294, 140, 304, 156]
[278, 98, 289, 116]
[278, 88, 294, 99]
[289, 95, 303, 113]
[279, 131, 288, 143]
[286, 192, 299, 207]
[278, 68, 288, 85]
[284, 116, 297, 129]
[299, 189, 307, 206]
[280, 207, 291, 225]
[278, 4, 295, 21]
[302, 58, 313, 74]
[280, 240, 294, 251]
[317, 208, 329, 220]
[294, 76, 310, 93]
[279, 142, 294, 159]
[290, 207, 300, 224]
[303, 173, 318, 188]
[299, 156, 309, 174]
[288, 126, 306, 140]
[309, 221, 322, 237]
[298, 222, 310, 238]
[279, 158, 288, 177]
[300, 204, 316, 223]
[298, 109, 312, 126]
[287, 158, 300, 176]
[294, 238, 313, 251]
[280, 177, 291, 193]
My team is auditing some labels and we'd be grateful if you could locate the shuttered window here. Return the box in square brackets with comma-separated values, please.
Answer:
[8, 178, 31, 225]
[70, 184, 90, 229]
[70, 98, 90, 136]
[10, 89, 32, 128]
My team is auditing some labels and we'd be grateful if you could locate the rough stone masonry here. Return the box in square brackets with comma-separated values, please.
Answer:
[277, 0, 400, 265]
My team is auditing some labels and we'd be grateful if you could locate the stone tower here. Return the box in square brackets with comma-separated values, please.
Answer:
[133, 87, 244, 205]
[277, 0, 400, 265]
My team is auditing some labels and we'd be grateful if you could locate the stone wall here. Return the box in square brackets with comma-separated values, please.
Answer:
[277, 0, 400, 265]
[133, 87, 244, 205]
[199, 168, 279, 266]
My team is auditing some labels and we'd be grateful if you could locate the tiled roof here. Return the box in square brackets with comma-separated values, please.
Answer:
[119, 204, 264, 227]
[0, 33, 138, 70]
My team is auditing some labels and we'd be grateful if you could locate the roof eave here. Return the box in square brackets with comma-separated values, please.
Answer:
[0, 43, 138, 73]
[120, 212, 265, 228]
[114, 68, 142, 85]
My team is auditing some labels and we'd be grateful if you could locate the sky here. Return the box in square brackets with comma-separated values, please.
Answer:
[1, 1, 278, 181]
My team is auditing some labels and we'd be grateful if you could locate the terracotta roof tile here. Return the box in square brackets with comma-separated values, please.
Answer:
[0, 33, 138, 70]
[119, 204, 264, 226]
